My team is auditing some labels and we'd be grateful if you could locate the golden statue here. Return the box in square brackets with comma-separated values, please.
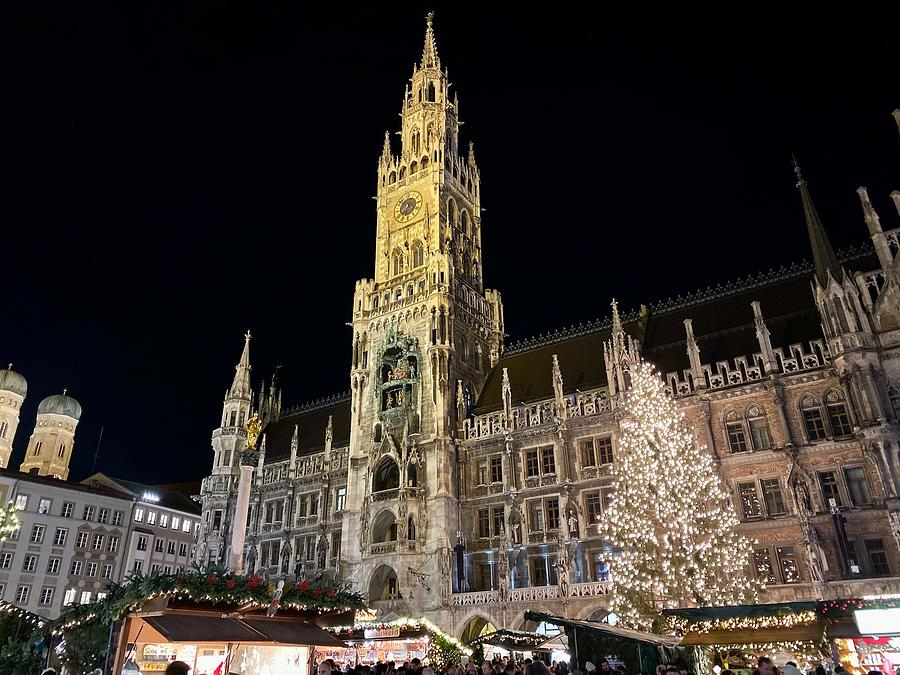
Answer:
[246, 412, 262, 450]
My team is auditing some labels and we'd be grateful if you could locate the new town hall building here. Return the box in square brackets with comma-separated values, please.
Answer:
[196, 16, 900, 638]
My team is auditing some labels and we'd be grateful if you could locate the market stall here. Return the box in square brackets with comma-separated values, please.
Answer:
[818, 598, 900, 675]
[114, 601, 346, 674]
[524, 611, 685, 674]
[45, 568, 365, 675]
[468, 629, 547, 662]
[662, 602, 829, 672]
[319, 617, 472, 667]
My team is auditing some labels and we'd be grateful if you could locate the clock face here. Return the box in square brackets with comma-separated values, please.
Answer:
[394, 191, 423, 223]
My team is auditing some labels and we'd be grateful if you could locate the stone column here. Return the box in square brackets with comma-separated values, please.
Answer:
[231, 449, 259, 573]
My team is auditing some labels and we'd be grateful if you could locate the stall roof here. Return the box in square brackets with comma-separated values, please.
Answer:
[661, 602, 818, 622]
[142, 613, 345, 646]
[524, 612, 681, 648]
[471, 629, 547, 651]
[243, 618, 346, 647]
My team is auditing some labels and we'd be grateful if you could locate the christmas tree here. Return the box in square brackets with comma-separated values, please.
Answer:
[0, 502, 18, 542]
[600, 359, 762, 630]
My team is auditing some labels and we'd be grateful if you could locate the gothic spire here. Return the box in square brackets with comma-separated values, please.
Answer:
[794, 160, 843, 287]
[421, 12, 440, 69]
[381, 131, 392, 163]
[229, 331, 252, 400]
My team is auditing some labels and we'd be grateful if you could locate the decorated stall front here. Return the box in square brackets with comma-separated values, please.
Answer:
[524, 611, 686, 675]
[818, 598, 900, 675]
[662, 602, 827, 672]
[468, 629, 548, 662]
[319, 617, 473, 668]
[44, 568, 364, 675]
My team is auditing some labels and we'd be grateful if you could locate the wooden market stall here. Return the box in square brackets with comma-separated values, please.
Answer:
[525, 611, 685, 675]
[112, 597, 349, 675]
[469, 628, 548, 661]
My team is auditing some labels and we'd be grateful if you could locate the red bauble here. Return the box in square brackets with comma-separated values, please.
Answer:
[327, 590, 336, 598]
[225, 579, 236, 590]
[207, 575, 219, 586]
[312, 589, 322, 598]
[298, 580, 311, 593]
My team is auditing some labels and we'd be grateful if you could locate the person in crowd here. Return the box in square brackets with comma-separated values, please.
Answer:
[585, 664, 596, 674]
[165, 662, 191, 675]
[758, 658, 774, 675]
[526, 662, 552, 675]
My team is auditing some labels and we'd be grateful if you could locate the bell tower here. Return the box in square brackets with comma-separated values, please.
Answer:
[342, 14, 504, 611]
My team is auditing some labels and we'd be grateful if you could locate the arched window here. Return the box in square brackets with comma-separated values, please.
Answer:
[408, 515, 417, 540]
[800, 395, 827, 442]
[825, 390, 852, 437]
[411, 129, 420, 156]
[410, 160, 418, 174]
[399, 166, 407, 180]
[389, 171, 397, 184]
[421, 155, 430, 169]
[407, 463, 418, 487]
[373, 457, 400, 493]
[411, 240, 425, 268]
[725, 409, 747, 453]
[461, 210, 470, 236]
[392, 248, 404, 277]
[372, 511, 398, 543]
[448, 199, 458, 228]
[407, 283, 414, 297]
[746, 404, 771, 450]
[427, 82, 436, 102]
[395, 288, 402, 302]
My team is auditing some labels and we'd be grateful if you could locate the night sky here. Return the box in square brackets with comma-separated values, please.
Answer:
[2, 3, 899, 484]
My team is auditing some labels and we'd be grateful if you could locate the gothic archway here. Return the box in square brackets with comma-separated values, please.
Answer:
[459, 614, 497, 643]
[373, 457, 400, 493]
[371, 510, 398, 543]
[369, 564, 401, 601]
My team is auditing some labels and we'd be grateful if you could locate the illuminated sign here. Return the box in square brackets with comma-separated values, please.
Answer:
[854, 608, 900, 636]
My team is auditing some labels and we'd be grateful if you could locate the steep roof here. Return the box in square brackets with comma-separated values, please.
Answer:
[261, 395, 352, 462]
[476, 247, 876, 413]
[82, 473, 201, 515]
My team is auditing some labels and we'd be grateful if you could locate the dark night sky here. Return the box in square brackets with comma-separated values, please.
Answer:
[2, 3, 899, 484]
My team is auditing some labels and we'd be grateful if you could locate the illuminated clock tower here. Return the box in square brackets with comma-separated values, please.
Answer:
[341, 14, 504, 612]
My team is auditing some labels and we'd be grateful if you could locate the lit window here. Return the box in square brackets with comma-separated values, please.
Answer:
[22, 555, 37, 573]
[80, 591, 92, 604]
[76, 532, 88, 548]
[82, 505, 95, 521]
[182, 519, 191, 533]
[70, 560, 82, 576]
[107, 536, 119, 553]
[39, 588, 54, 606]
[147, 511, 156, 525]
[159, 513, 169, 528]
[38, 498, 51, 515]
[14, 495, 27, 511]
[63, 588, 77, 605]
[91, 534, 104, 551]
[776, 546, 800, 583]
[134, 508, 144, 523]
[103, 564, 113, 579]
[98, 508, 109, 524]
[172, 517, 180, 531]
[61, 502, 74, 518]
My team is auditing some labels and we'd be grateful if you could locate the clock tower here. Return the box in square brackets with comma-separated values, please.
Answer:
[341, 14, 504, 612]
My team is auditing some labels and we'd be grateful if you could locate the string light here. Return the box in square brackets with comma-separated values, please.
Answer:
[666, 611, 818, 634]
[599, 360, 763, 631]
[0, 501, 20, 541]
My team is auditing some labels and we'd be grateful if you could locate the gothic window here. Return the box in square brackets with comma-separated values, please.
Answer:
[399, 166, 407, 180]
[407, 515, 416, 540]
[800, 395, 827, 442]
[448, 198, 458, 228]
[427, 82, 436, 102]
[411, 130, 420, 155]
[461, 210, 470, 236]
[865, 538, 891, 576]
[726, 421, 747, 454]
[372, 510, 398, 543]
[410, 160, 418, 174]
[407, 463, 418, 487]
[490, 456, 502, 483]
[597, 436, 614, 464]
[738, 481, 762, 519]
[392, 248, 404, 277]
[395, 288, 402, 301]
[407, 283, 413, 297]
[389, 171, 397, 184]
[843, 466, 872, 506]
[372, 457, 400, 493]
[458, 335, 468, 364]
[421, 155, 429, 169]
[411, 240, 425, 267]
[825, 390, 852, 437]
[579, 439, 596, 467]
[748, 405, 771, 450]
[753, 549, 776, 583]
[776, 546, 801, 583]
[818, 470, 843, 509]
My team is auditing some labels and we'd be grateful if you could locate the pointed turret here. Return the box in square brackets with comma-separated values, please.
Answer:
[421, 12, 440, 70]
[230, 331, 253, 400]
[551, 355, 567, 421]
[794, 161, 843, 288]
[289, 425, 299, 476]
[381, 131, 392, 163]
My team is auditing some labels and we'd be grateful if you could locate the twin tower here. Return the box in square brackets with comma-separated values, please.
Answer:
[0, 365, 83, 480]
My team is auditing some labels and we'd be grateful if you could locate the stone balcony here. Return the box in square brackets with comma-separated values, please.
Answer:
[450, 580, 612, 606]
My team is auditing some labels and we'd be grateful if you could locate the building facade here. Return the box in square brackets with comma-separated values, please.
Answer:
[0, 469, 132, 618]
[83, 474, 201, 578]
[196, 15, 900, 638]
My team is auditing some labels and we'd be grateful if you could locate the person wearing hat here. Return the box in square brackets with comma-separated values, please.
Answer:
[585, 664, 597, 673]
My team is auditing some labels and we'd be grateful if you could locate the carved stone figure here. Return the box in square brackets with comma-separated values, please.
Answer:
[317, 531, 328, 570]
[556, 542, 570, 598]
[497, 550, 509, 601]
[440, 548, 451, 605]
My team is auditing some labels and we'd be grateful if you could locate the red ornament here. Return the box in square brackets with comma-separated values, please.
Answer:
[272, 598, 280, 607]
[298, 580, 311, 593]
[327, 590, 336, 598]
[207, 575, 219, 586]
[312, 589, 322, 598]
[226, 579, 236, 590]
[246, 574, 262, 591]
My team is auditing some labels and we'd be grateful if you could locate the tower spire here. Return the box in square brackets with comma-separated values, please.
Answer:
[794, 159, 843, 287]
[421, 12, 440, 69]
[381, 131, 392, 162]
[230, 331, 253, 400]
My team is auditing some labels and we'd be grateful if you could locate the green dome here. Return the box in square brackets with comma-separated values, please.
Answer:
[0, 366, 27, 397]
[38, 393, 82, 420]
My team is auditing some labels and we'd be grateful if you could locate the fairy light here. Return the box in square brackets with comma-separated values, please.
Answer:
[599, 360, 763, 631]
[0, 502, 19, 541]
[666, 610, 818, 635]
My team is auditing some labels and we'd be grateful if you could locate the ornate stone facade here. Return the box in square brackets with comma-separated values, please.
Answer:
[196, 15, 900, 637]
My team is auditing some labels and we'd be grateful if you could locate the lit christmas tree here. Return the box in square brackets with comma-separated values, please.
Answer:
[0, 502, 18, 542]
[600, 358, 762, 630]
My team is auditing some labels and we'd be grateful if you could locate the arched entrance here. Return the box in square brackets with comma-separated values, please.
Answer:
[369, 564, 401, 601]
[459, 615, 497, 643]
[373, 457, 400, 492]
[372, 510, 398, 543]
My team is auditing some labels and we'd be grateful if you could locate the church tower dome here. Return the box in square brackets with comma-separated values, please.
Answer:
[0, 364, 27, 469]
[19, 388, 82, 480]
